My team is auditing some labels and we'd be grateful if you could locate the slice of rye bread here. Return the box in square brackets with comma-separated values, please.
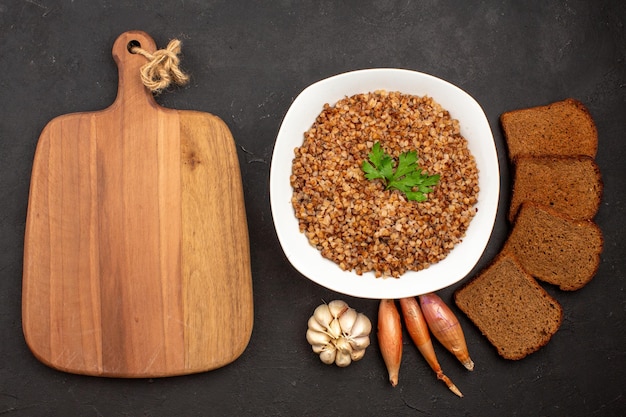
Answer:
[500, 98, 597, 161]
[454, 253, 563, 360]
[508, 155, 603, 223]
[504, 202, 603, 291]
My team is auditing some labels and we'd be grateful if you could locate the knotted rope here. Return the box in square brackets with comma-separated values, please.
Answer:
[131, 39, 189, 94]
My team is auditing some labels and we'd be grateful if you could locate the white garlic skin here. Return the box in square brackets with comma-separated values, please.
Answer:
[306, 300, 372, 367]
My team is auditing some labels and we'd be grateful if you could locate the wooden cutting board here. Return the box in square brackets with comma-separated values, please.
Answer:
[22, 31, 253, 378]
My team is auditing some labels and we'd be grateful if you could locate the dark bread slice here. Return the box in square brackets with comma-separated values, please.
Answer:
[454, 253, 563, 360]
[504, 202, 603, 291]
[500, 98, 597, 161]
[508, 155, 603, 223]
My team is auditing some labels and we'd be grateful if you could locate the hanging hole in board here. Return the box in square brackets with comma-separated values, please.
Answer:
[127, 40, 141, 53]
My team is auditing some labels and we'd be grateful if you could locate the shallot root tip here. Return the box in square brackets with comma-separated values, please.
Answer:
[449, 383, 464, 398]
[439, 374, 463, 398]
[463, 358, 475, 371]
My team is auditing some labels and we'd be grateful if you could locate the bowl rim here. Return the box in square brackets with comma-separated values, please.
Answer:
[269, 68, 500, 299]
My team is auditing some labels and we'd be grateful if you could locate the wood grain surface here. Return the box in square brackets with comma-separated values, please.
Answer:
[22, 31, 253, 378]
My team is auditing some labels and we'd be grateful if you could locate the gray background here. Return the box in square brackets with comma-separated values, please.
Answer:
[1, 1, 625, 416]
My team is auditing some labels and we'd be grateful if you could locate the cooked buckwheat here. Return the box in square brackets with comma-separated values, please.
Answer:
[290, 91, 479, 277]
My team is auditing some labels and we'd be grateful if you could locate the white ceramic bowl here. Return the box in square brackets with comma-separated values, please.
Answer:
[270, 68, 499, 299]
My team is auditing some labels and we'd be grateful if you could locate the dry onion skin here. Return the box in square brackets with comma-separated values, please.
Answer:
[290, 90, 479, 278]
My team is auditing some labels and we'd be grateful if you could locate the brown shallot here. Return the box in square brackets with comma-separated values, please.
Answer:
[419, 293, 474, 371]
[377, 299, 402, 387]
[399, 297, 463, 397]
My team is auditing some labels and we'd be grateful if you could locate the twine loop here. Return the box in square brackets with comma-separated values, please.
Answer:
[131, 39, 189, 94]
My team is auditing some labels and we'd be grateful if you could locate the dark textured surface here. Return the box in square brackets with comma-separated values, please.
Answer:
[1, 1, 625, 416]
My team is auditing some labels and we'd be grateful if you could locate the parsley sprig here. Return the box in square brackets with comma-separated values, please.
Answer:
[361, 142, 440, 202]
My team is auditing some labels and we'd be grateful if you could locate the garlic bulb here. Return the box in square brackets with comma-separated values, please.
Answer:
[306, 300, 372, 367]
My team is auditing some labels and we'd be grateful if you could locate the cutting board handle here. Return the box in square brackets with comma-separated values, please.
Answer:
[111, 31, 159, 111]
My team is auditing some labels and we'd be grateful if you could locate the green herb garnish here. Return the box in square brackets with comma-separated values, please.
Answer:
[361, 142, 440, 202]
